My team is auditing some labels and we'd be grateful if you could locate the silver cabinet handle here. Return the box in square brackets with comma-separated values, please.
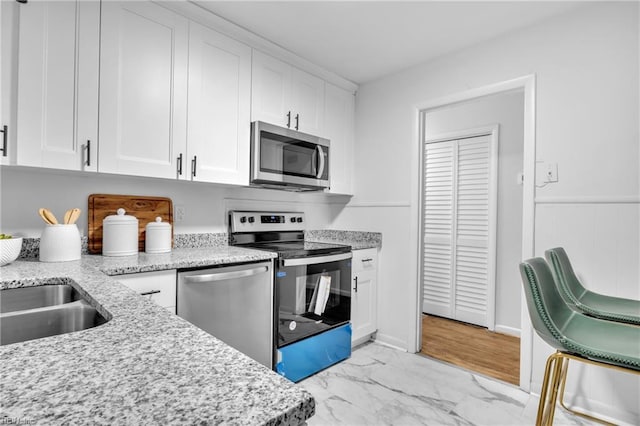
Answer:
[191, 155, 197, 178]
[316, 145, 325, 179]
[282, 252, 351, 267]
[177, 153, 183, 176]
[84, 140, 91, 166]
[183, 266, 268, 283]
[140, 289, 161, 296]
[353, 276, 358, 293]
[1, 125, 7, 157]
[286, 111, 291, 128]
[294, 113, 299, 131]
[361, 258, 373, 263]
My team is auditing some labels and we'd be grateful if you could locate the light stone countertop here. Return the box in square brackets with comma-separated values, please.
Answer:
[305, 230, 382, 250]
[0, 246, 315, 425]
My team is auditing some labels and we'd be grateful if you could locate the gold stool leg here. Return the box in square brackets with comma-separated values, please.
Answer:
[546, 353, 568, 426]
[537, 351, 563, 426]
[556, 353, 618, 425]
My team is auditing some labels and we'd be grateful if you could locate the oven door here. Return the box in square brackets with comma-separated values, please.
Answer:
[251, 121, 330, 189]
[275, 252, 351, 348]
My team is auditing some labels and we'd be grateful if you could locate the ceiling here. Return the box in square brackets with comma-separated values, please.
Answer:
[193, 1, 587, 84]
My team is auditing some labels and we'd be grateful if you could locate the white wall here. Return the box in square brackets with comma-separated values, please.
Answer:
[333, 2, 639, 423]
[424, 90, 525, 334]
[0, 166, 350, 238]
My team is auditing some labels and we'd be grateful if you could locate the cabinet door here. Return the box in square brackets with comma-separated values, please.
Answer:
[251, 51, 292, 128]
[15, 0, 99, 171]
[352, 269, 377, 343]
[324, 83, 355, 194]
[99, 1, 188, 179]
[351, 248, 378, 345]
[187, 23, 251, 185]
[1, 0, 18, 165]
[290, 67, 325, 136]
[116, 269, 177, 314]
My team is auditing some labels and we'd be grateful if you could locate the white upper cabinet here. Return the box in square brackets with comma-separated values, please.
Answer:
[14, 0, 99, 171]
[252, 50, 325, 136]
[324, 83, 355, 194]
[99, 1, 188, 179]
[186, 22, 252, 185]
[1, 0, 17, 166]
[290, 67, 325, 136]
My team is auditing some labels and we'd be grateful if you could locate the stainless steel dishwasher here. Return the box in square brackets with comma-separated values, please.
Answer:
[177, 261, 273, 368]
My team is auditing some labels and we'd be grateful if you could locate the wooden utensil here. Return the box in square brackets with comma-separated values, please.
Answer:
[38, 208, 58, 225]
[68, 208, 81, 225]
[63, 209, 73, 224]
[38, 208, 51, 224]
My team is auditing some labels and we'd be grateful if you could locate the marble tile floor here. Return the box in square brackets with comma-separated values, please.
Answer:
[300, 342, 597, 426]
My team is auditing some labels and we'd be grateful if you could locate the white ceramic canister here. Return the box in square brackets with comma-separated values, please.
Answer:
[39, 224, 81, 262]
[145, 217, 172, 254]
[102, 208, 139, 256]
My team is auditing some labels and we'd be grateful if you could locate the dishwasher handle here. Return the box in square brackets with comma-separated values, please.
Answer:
[182, 266, 269, 283]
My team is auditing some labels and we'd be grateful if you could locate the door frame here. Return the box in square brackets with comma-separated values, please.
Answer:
[422, 126, 499, 331]
[410, 74, 536, 391]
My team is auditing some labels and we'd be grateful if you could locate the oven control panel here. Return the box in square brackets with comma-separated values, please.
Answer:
[229, 211, 305, 233]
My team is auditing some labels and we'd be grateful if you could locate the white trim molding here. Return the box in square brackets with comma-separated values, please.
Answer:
[535, 195, 640, 204]
[346, 202, 412, 208]
[410, 74, 536, 393]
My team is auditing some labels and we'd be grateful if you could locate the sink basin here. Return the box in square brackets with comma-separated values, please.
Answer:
[1, 300, 107, 346]
[0, 283, 108, 346]
[1, 284, 81, 313]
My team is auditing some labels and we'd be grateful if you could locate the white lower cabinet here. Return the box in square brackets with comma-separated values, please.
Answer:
[116, 269, 177, 314]
[351, 248, 378, 346]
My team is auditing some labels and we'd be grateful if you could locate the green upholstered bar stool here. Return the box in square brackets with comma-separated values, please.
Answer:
[519, 258, 640, 426]
[545, 247, 640, 325]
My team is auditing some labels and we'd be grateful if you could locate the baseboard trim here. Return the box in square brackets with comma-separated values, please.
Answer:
[494, 325, 521, 338]
[373, 333, 409, 352]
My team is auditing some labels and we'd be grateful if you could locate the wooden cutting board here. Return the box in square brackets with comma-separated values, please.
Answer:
[88, 194, 173, 254]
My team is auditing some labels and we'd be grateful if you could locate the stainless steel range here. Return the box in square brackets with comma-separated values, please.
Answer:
[229, 211, 352, 382]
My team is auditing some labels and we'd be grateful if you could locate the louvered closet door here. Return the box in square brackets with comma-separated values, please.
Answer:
[422, 135, 495, 327]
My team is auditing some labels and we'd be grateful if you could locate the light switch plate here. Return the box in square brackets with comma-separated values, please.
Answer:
[545, 163, 558, 183]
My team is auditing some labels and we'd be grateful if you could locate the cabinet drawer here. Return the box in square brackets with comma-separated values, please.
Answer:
[116, 269, 177, 313]
[352, 248, 378, 273]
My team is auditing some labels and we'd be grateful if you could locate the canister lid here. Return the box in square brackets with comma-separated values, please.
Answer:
[103, 208, 138, 224]
[146, 217, 171, 230]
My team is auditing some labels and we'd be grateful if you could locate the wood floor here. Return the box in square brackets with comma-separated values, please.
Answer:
[420, 314, 520, 385]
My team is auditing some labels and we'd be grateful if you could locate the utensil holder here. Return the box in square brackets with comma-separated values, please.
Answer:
[39, 224, 81, 262]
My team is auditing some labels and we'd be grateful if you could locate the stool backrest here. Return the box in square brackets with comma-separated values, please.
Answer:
[519, 257, 576, 350]
[545, 247, 587, 305]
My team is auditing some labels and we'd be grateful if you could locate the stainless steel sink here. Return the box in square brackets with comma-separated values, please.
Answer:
[0, 284, 108, 346]
[1, 284, 81, 313]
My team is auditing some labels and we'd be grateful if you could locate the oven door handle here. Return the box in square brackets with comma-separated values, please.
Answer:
[182, 266, 269, 283]
[282, 252, 352, 267]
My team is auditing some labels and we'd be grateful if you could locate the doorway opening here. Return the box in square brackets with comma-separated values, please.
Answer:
[417, 88, 526, 385]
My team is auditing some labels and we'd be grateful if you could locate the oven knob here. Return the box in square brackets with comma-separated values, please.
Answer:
[248, 216, 255, 223]
[240, 216, 247, 224]
[296, 217, 303, 223]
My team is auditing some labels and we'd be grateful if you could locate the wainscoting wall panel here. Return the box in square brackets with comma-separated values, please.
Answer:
[533, 200, 640, 425]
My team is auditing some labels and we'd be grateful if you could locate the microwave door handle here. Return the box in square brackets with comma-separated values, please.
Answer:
[316, 145, 325, 179]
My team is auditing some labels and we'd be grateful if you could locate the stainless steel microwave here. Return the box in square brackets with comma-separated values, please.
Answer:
[250, 121, 330, 191]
